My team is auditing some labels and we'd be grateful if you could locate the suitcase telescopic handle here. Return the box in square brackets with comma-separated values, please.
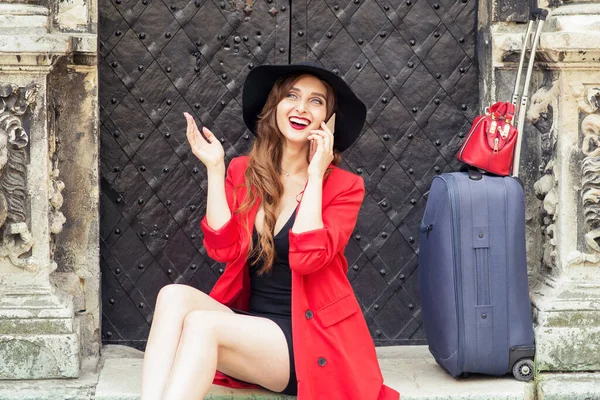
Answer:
[511, 8, 548, 178]
[511, 16, 535, 109]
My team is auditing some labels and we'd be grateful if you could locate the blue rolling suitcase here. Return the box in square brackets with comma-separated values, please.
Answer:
[417, 9, 547, 382]
[418, 172, 535, 381]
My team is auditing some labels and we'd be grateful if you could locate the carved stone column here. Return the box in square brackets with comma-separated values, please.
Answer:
[0, 0, 95, 379]
[0, 78, 78, 379]
[493, 2, 600, 371]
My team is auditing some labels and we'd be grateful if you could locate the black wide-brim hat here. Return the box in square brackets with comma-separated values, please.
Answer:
[242, 62, 367, 152]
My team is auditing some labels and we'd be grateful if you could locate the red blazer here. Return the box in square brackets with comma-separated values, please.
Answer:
[201, 156, 400, 400]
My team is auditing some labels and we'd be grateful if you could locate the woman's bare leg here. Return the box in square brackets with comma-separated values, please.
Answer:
[161, 311, 291, 400]
[140, 284, 232, 400]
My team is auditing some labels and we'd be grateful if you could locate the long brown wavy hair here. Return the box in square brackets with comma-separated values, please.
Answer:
[237, 73, 342, 274]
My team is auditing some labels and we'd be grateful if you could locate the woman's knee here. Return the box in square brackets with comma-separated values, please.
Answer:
[156, 284, 193, 311]
[182, 310, 221, 339]
[156, 284, 182, 307]
[155, 284, 229, 319]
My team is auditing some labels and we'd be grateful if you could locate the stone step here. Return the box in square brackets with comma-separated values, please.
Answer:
[1, 346, 598, 400]
[0, 358, 98, 400]
[94, 345, 534, 400]
[2, 345, 600, 399]
[537, 372, 600, 400]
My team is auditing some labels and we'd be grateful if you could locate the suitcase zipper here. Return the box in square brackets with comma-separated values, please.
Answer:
[440, 175, 466, 373]
[419, 224, 433, 238]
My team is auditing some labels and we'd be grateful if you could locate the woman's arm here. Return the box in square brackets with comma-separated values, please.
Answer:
[289, 175, 364, 275]
[288, 120, 364, 274]
[184, 112, 241, 262]
[290, 175, 324, 233]
[291, 119, 334, 234]
[205, 163, 230, 230]
[200, 159, 243, 263]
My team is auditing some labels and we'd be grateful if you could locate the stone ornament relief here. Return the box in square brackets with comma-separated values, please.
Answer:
[568, 85, 600, 267]
[531, 82, 559, 273]
[0, 83, 66, 273]
[47, 86, 66, 266]
[49, 166, 66, 269]
[0, 84, 36, 271]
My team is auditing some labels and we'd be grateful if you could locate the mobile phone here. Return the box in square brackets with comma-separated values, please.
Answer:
[325, 113, 336, 134]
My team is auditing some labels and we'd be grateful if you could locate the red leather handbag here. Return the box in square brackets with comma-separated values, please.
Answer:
[456, 102, 518, 176]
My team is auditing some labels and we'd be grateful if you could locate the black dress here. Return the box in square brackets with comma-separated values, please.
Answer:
[234, 210, 298, 395]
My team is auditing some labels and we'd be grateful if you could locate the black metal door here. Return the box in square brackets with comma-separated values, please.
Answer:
[99, 0, 478, 348]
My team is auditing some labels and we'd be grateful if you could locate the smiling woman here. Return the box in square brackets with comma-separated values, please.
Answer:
[275, 76, 332, 153]
[140, 63, 399, 400]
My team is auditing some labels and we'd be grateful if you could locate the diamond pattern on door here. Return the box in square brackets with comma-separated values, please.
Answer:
[99, 0, 478, 348]
[291, 0, 479, 345]
[100, 0, 290, 348]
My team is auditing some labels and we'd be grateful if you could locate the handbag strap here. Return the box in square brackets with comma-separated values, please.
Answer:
[488, 102, 516, 122]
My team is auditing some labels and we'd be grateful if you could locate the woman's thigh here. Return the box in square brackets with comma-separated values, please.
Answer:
[186, 311, 291, 392]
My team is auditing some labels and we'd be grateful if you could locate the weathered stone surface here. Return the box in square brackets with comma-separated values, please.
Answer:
[95, 358, 295, 400]
[0, 357, 97, 399]
[55, 0, 88, 31]
[535, 326, 600, 371]
[5, 347, 600, 400]
[532, 282, 600, 371]
[528, 65, 600, 369]
[0, 4, 48, 34]
[0, 333, 80, 379]
[491, 2, 600, 373]
[0, 64, 80, 378]
[0, 0, 98, 378]
[377, 347, 533, 400]
[49, 56, 100, 359]
[0, 35, 70, 54]
[101, 344, 144, 360]
[538, 372, 600, 400]
[95, 346, 532, 400]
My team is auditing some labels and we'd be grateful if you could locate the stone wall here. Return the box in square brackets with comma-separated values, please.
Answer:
[488, 0, 600, 371]
[0, 0, 99, 378]
[48, 57, 100, 359]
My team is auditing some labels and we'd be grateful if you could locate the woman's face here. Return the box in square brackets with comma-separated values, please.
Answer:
[275, 75, 328, 148]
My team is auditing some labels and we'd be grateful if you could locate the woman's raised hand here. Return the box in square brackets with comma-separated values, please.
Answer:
[184, 112, 224, 169]
[307, 121, 334, 179]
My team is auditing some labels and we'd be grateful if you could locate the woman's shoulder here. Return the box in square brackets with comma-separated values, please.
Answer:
[228, 155, 250, 170]
[224, 157, 250, 188]
[226, 156, 250, 178]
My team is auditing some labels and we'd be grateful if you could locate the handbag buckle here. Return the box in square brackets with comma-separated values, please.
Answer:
[489, 118, 497, 135]
[501, 123, 511, 139]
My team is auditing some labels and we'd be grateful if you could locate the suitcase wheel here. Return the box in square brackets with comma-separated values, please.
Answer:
[512, 358, 534, 382]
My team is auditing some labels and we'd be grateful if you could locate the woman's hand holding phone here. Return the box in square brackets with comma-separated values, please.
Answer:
[307, 114, 335, 179]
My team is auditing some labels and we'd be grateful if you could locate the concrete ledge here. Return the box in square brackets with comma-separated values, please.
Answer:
[95, 358, 295, 400]
[5, 346, 600, 400]
[95, 346, 533, 400]
[537, 372, 600, 400]
[0, 357, 97, 400]
[377, 347, 534, 400]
